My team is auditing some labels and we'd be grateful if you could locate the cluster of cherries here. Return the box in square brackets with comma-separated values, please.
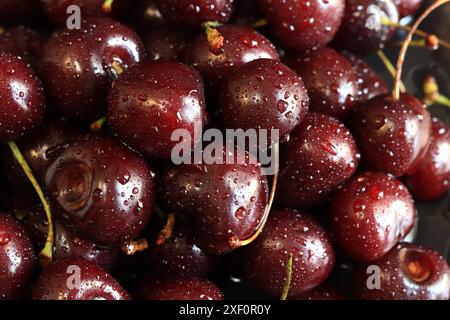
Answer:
[0, 0, 449, 300]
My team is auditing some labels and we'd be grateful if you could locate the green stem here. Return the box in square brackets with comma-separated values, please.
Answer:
[280, 253, 293, 300]
[90, 116, 107, 132]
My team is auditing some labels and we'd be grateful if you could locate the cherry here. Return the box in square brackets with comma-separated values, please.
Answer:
[292, 281, 347, 300]
[288, 47, 359, 120]
[128, 0, 167, 35]
[185, 25, 279, 92]
[0, 27, 46, 70]
[107, 60, 208, 160]
[0, 213, 36, 299]
[333, 0, 399, 54]
[40, 18, 145, 122]
[351, 93, 431, 177]
[156, 0, 235, 29]
[353, 243, 450, 300]
[219, 58, 308, 142]
[276, 112, 360, 209]
[257, 0, 345, 52]
[404, 118, 450, 201]
[394, 0, 424, 18]
[330, 172, 415, 262]
[242, 210, 335, 297]
[159, 148, 269, 255]
[44, 134, 156, 246]
[40, 0, 131, 26]
[0, 0, 45, 27]
[32, 258, 130, 300]
[0, 52, 45, 142]
[143, 29, 191, 62]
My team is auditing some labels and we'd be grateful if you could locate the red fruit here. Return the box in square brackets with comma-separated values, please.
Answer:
[143, 29, 190, 61]
[394, 0, 424, 18]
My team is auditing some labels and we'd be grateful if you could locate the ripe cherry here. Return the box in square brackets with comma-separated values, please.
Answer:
[32, 258, 130, 300]
[40, 18, 145, 122]
[276, 112, 360, 209]
[0, 213, 36, 299]
[404, 118, 450, 201]
[394, 0, 424, 18]
[143, 29, 191, 62]
[242, 210, 335, 297]
[44, 134, 156, 246]
[107, 60, 208, 160]
[288, 47, 359, 120]
[330, 172, 415, 262]
[353, 243, 450, 300]
[257, 0, 345, 52]
[292, 281, 347, 300]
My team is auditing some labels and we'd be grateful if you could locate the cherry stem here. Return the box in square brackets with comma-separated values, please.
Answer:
[252, 19, 269, 28]
[0, 27, 4, 34]
[202, 21, 225, 56]
[376, 50, 406, 92]
[280, 253, 293, 300]
[121, 238, 149, 255]
[423, 74, 450, 108]
[107, 61, 124, 82]
[230, 142, 279, 248]
[7, 141, 53, 267]
[90, 116, 107, 132]
[156, 213, 176, 245]
[102, 0, 114, 13]
[392, 0, 450, 101]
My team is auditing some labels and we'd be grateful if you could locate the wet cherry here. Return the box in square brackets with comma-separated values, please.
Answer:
[143, 29, 191, 62]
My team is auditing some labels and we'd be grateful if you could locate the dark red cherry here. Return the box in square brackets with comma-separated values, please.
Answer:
[44, 134, 156, 246]
[156, 0, 235, 29]
[0, 213, 36, 299]
[351, 93, 432, 177]
[40, 0, 130, 26]
[292, 281, 347, 300]
[40, 18, 145, 122]
[330, 172, 415, 262]
[0, 0, 45, 27]
[276, 112, 360, 209]
[288, 47, 359, 120]
[0, 27, 46, 70]
[32, 258, 130, 300]
[353, 243, 450, 300]
[143, 29, 191, 61]
[333, 0, 399, 54]
[394, 0, 424, 18]
[243, 210, 335, 297]
[258, 0, 345, 52]
[185, 25, 279, 92]
[128, 0, 167, 34]
[219, 58, 308, 142]
[0, 52, 45, 142]
[404, 118, 450, 201]
[159, 148, 268, 255]
[107, 60, 208, 160]
[134, 277, 224, 300]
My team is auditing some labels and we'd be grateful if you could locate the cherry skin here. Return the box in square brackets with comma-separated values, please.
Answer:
[156, 0, 235, 29]
[107, 60, 208, 160]
[32, 258, 130, 300]
[143, 29, 191, 62]
[243, 210, 335, 297]
[219, 58, 309, 142]
[134, 277, 224, 300]
[40, 18, 145, 122]
[257, 0, 345, 52]
[330, 172, 415, 262]
[44, 134, 156, 246]
[404, 118, 450, 201]
[0, 214, 36, 300]
[292, 281, 347, 300]
[288, 48, 359, 120]
[394, 0, 424, 18]
[353, 243, 450, 300]
[333, 0, 399, 54]
[351, 93, 432, 177]
[0, 52, 45, 142]
[185, 25, 279, 92]
[276, 112, 360, 209]
[159, 148, 268, 255]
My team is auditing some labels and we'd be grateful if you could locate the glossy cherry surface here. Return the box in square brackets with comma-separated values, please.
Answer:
[143, 29, 190, 61]
[44, 134, 156, 246]
[185, 25, 279, 91]
[292, 281, 347, 300]
[107, 60, 208, 159]
[0, 214, 36, 300]
[353, 243, 450, 300]
[40, 18, 145, 122]
[243, 210, 335, 297]
[219, 58, 308, 142]
[288, 48, 359, 120]
[258, 0, 345, 52]
[330, 172, 415, 262]
[276, 112, 360, 209]
[32, 258, 130, 300]
[351, 93, 432, 177]
[404, 118, 450, 201]
[0, 52, 45, 142]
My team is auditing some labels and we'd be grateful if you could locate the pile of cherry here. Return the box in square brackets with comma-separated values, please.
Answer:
[0, 0, 449, 301]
